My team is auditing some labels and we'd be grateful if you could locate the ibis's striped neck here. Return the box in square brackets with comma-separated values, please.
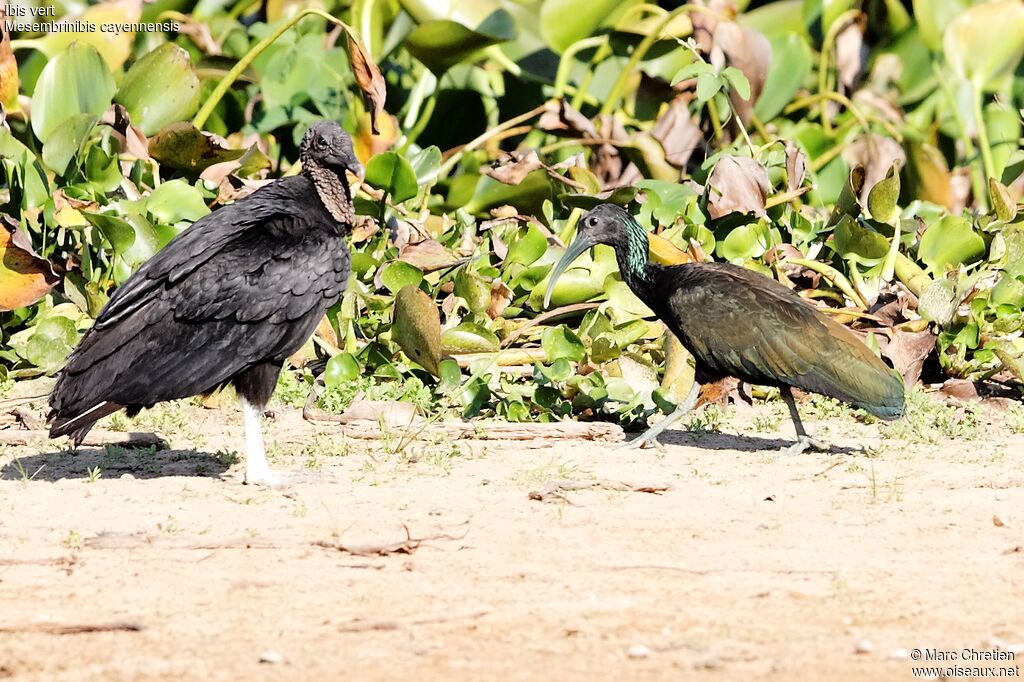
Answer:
[613, 213, 654, 291]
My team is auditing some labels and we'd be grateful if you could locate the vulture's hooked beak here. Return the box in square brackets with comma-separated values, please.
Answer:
[543, 232, 595, 309]
[340, 156, 365, 199]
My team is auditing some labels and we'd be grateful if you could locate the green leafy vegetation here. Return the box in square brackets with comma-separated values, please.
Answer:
[1, 0, 1022, 431]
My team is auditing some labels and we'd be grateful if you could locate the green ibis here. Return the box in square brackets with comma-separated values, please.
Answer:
[544, 204, 905, 452]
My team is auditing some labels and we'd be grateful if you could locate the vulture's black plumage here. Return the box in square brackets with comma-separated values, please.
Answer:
[48, 121, 362, 484]
[545, 204, 905, 451]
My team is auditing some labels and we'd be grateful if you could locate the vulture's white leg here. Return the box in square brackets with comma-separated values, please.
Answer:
[242, 398, 277, 486]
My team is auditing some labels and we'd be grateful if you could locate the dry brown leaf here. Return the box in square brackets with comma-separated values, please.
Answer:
[482, 150, 544, 185]
[879, 329, 935, 388]
[706, 155, 770, 218]
[345, 30, 386, 135]
[487, 279, 513, 319]
[938, 379, 980, 403]
[834, 15, 867, 91]
[714, 21, 771, 124]
[538, 99, 597, 138]
[785, 140, 807, 193]
[399, 238, 463, 272]
[652, 97, 703, 168]
[843, 134, 905, 202]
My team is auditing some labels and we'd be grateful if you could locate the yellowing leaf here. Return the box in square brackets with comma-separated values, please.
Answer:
[392, 285, 441, 376]
[0, 219, 59, 312]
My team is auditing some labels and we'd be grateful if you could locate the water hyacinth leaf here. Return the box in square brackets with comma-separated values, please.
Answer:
[41, 114, 97, 176]
[918, 216, 986, 275]
[149, 122, 245, 172]
[830, 165, 865, 224]
[532, 268, 604, 309]
[409, 145, 442, 184]
[867, 162, 900, 225]
[0, 221, 58, 311]
[542, 325, 585, 362]
[33, 0, 141, 70]
[30, 43, 116, 143]
[454, 267, 491, 312]
[323, 352, 361, 388]
[146, 179, 211, 224]
[504, 224, 547, 266]
[716, 222, 769, 263]
[942, 0, 1024, 91]
[114, 44, 201, 136]
[985, 102, 1022, 183]
[540, 0, 618, 53]
[23, 315, 78, 373]
[604, 277, 654, 318]
[392, 285, 441, 376]
[441, 322, 500, 353]
[0, 129, 49, 208]
[380, 261, 424, 294]
[83, 212, 135, 253]
[833, 215, 890, 264]
[405, 10, 516, 74]
[989, 178, 1017, 224]
[365, 151, 418, 203]
[754, 32, 812, 121]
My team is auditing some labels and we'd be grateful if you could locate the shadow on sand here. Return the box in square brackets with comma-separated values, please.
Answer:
[639, 429, 863, 455]
[1, 444, 235, 482]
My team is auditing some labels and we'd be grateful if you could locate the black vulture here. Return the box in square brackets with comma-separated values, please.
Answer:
[545, 204, 905, 451]
[48, 121, 363, 485]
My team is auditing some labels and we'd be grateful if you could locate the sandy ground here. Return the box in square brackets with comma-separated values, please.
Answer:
[0, 402, 1022, 681]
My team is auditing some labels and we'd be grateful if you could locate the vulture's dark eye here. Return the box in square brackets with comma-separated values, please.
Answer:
[587, 217, 598, 228]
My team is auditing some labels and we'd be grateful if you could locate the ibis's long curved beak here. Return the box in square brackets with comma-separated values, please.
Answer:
[543, 233, 595, 309]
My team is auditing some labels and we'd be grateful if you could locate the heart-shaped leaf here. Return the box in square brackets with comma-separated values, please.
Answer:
[918, 216, 986, 274]
[365, 151, 419, 203]
[115, 44, 201, 136]
[30, 43, 115, 143]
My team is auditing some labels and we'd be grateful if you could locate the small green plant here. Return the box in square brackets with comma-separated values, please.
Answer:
[1005, 403, 1024, 434]
[85, 466, 101, 483]
[882, 390, 982, 444]
[62, 530, 82, 551]
[274, 367, 311, 408]
[318, 375, 435, 415]
[684, 404, 729, 433]
[752, 412, 782, 433]
[12, 458, 44, 483]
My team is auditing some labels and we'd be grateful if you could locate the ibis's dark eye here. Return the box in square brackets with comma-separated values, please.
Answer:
[315, 137, 327, 150]
[586, 217, 598, 228]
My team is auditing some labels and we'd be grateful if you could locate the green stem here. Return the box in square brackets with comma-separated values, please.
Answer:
[599, 4, 720, 117]
[786, 258, 868, 309]
[554, 36, 607, 100]
[935, 62, 987, 209]
[358, 0, 377, 58]
[705, 95, 725, 143]
[485, 46, 521, 77]
[193, 8, 353, 130]
[971, 83, 995, 205]
[816, 9, 862, 135]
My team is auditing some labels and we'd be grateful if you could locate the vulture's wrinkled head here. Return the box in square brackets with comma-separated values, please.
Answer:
[300, 121, 363, 180]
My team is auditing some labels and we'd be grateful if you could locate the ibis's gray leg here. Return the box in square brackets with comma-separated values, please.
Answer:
[242, 398, 278, 486]
[780, 386, 830, 455]
[622, 381, 701, 449]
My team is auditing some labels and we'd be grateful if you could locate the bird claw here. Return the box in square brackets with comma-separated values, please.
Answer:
[782, 435, 831, 456]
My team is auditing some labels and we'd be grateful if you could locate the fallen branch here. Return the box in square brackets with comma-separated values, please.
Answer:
[0, 622, 143, 635]
[313, 524, 469, 557]
[0, 430, 165, 448]
[528, 479, 672, 503]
